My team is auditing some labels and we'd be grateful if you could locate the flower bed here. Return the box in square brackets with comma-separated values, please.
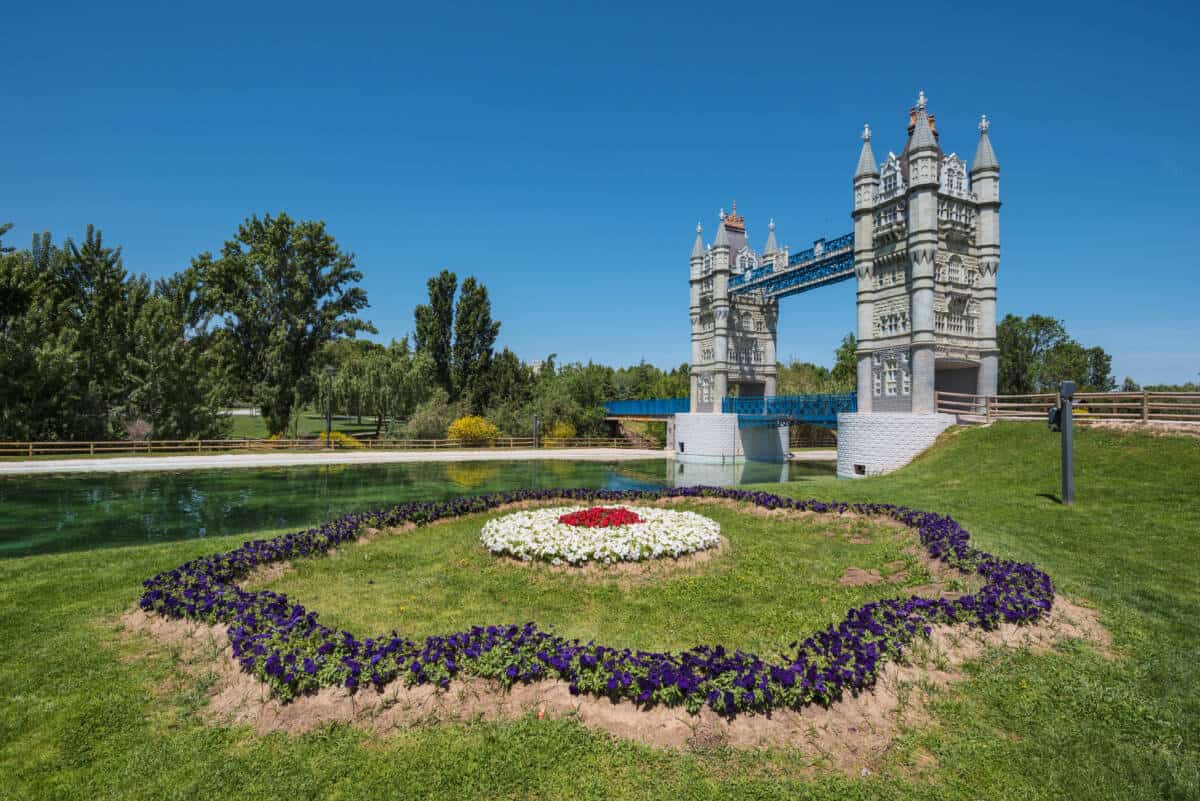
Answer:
[558, 506, 643, 528]
[480, 505, 719, 565]
[138, 487, 1054, 716]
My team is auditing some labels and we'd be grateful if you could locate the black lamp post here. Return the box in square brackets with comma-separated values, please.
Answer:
[325, 365, 336, 449]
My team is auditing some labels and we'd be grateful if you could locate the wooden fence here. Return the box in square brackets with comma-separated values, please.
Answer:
[936, 390, 1200, 424]
[0, 436, 638, 458]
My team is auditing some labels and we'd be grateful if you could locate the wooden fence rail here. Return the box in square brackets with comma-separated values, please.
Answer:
[935, 390, 1200, 424]
[0, 436, 638, 458]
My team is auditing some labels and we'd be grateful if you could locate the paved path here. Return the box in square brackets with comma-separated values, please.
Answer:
[790, 449, 837, 461]
[0, 448, 668, 476]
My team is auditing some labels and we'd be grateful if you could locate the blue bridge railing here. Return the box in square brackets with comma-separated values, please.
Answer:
[603, 398, 690, 417]
[728, 231, 855, 299]
[722, 393, 857, 428]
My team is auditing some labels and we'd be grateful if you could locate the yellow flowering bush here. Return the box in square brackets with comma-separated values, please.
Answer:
[548, 421, 577, 440]
[314, 431, 365, 449]
[447, 415, 500, 443]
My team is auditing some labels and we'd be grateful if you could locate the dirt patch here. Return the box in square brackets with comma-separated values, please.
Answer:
[118, 594, 1112, 778]
[839, 567, 882, 586]
[1088, 420, 1200, 439]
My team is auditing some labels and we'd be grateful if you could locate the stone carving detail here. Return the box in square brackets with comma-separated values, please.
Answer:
[871, 348, 911, 398]
[910, 246, 937, 267]
[873, 297, 910, 338]
[979, 257, 1000, 276]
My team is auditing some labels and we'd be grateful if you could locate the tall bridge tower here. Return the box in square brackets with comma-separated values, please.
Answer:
[688, 203, 779, 413]
[852, 92, 1001, 413]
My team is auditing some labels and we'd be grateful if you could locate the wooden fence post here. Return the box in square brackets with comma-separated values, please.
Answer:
[1142, 391, 1149, 422]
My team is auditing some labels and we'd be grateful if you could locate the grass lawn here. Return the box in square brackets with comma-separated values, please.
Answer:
[0, 423, 1196, 799]
[261, 506, 943, 654]
[226, 412, 382, 440]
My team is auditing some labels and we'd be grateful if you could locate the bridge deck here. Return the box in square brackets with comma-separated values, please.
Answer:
[728, 232, 855, 300]
[603, 393, 857, 429]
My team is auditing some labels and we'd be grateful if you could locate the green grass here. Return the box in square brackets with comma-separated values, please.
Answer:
[263, 506, 932, 653]
[226, 412, 381, 440]
[0, 423, 1196, 799]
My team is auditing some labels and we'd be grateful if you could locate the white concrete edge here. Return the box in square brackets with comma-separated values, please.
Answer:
[0, 448, 671, 476]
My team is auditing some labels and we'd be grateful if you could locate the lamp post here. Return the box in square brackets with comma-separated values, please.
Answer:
[325, 365, 336, 449]
[1059, 380, 1075, 505]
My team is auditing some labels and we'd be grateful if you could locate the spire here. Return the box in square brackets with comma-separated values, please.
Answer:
[907, 90, 937, 153]
[714, 214, 730, 248]
[854, 123, 878, 178]
[763, 218, 777, 255]
[691, 222, 704, 258]
[971, 114, 1000, 172]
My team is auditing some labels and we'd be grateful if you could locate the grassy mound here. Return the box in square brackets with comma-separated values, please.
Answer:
[259, 504, 942, 654]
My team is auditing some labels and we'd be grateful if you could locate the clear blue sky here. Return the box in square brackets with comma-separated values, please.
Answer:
[5, 0, 1197, 384]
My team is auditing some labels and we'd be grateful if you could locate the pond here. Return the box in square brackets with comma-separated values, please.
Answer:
[0, 458, 835, 557]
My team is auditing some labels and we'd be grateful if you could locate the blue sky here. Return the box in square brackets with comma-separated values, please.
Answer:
[4, 0, 1198, 384]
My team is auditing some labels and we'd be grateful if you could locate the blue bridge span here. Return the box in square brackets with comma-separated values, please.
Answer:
[604, 393, 857, 429]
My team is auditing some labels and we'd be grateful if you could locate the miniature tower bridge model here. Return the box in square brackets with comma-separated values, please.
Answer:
[669, 91, 1001, 474]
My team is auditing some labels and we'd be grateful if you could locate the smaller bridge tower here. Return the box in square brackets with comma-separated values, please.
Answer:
[688, 203, 780, 412]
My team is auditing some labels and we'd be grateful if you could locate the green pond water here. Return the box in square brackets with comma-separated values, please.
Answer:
[0, 458, 834, 557]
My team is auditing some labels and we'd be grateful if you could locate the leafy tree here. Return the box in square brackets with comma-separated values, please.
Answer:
[124, 273, 229, 439]
[197, 213, 374, 435]
[413, 270, 457, 393]
[1121, 377, 1140, 392]
[452, 276, 501, 407]
[831, 333, 857, 388]
[999, 313, 1113, 393]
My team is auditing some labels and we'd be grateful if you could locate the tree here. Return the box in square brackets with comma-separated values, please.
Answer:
[452, 276, 501, 407]
[999, 314, 1114, 393]
[413, 270, 457, 393]
[1121, 377, 1140, 392]
[1086, 347, 1115, 392]
[197, 213, 374, 435]
[124, 273, 229, 439]
[830, 333, 858, 389]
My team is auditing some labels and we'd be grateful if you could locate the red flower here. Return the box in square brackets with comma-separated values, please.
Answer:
[558, 507, 644, 528]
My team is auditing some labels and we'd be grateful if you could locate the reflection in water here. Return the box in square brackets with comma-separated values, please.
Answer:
[0, 457, 835, 558]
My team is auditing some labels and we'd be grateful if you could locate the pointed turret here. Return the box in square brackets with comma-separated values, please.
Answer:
[854, 124, 878, 178]
[908, 91, 937, 154]
[763, 218, 777, 255]
[691, 222, 704, 258]
[714, 215, 730, 248]
[971, 114, 1000, 173]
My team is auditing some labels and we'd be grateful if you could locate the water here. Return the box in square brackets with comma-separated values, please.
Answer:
[0, 458, 834, 557]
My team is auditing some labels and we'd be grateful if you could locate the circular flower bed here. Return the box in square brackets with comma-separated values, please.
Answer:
[138, 487, 1055, 716]
[479, 505, 720, 565]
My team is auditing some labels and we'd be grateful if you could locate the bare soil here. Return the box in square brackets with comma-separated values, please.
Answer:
[119, 599, 1110, 779]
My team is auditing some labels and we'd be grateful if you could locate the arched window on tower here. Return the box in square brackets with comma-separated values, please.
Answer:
[735, 247, 758, 274]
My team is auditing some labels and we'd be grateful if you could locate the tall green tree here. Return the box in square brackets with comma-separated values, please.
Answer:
[998, 313, 1113, 393]
[197, 213, 374, 435]
[452, 276, 501, 407]
[413, 270, 457, 393]
[124, 272, 229, 439]
[830, 332, 858, 389]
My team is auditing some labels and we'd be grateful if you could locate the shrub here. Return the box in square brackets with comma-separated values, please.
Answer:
[124, 418, 154, 441]
[314, 431, 365, 449]
[448, 415, 500, 442]
[405, 389, 467, 440]
[548, 420, 576, 440]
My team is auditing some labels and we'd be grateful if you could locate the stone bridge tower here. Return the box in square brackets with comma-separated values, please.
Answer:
[852, 92, 1000, 414]
[688, 203, 780, 413]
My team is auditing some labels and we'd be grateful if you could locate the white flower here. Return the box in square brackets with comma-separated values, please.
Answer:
[479, 506, 720, 566]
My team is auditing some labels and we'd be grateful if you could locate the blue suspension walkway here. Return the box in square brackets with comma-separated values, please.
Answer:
[728, 232, 855, 299]
[604, 393, 857, 429]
